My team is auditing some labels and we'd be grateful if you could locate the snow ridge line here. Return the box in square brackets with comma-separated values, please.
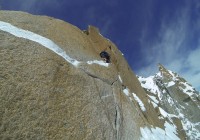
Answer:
[0, 21, 109, 67]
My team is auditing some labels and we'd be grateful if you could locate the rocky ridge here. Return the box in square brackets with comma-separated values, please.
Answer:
[138, 64, 200, 139]
[0, 11, 199, 140]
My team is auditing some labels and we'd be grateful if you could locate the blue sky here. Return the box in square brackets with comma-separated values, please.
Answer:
[1, 0, 200, 91]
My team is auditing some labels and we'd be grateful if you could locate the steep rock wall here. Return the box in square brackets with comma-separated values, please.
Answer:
[0, 11, 182, 140]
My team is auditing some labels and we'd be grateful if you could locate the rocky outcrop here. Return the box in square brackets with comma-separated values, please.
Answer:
[0, 11, 199, 140]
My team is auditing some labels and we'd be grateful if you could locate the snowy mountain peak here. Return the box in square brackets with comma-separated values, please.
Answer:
[157, 64, 198, 98]
[158, 63, 184, 83]
[138, 64, 200, 139]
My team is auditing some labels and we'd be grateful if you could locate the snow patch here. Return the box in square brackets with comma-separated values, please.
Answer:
[123, 88, 130, 96]
[167, 81, 175, 87]
[159, 107, 178, 119]
[168, 70, 179, 81]
[147, 94, 159, 108]
[118, 75, 123, 83]
[138, 76, 162, 100]
[159, 107, 168, 118]
[148, 95, 159, 104]
[167, 97, 174, 105]
[179, 82, 194, 96]
[87, 60, 109, 67]
[151, 101, 158, 108]
[164, 122, 179, 140]
[147, 95, 159, 108]
[156, 71, 162, 77]
[132, 93, 146, 112]
[140, 122, 180, 140]
[122, 87, 146, 112]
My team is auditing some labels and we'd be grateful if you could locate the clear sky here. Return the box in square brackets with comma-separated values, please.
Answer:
[1, 0, 200, 91]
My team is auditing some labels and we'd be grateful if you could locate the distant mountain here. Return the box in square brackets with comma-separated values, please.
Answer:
[0, 10, 199, 140]
[138, 64, 200, 139]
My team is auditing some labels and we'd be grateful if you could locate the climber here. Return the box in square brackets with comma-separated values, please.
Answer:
[100, 51, 110, 63]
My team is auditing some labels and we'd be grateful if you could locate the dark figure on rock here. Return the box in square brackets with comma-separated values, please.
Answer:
[100, 51, 110, 63]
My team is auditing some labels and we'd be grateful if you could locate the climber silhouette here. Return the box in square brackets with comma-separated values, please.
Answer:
[100, 51, 110, 63]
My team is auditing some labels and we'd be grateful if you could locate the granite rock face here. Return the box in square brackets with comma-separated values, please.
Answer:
[0, 11, 199, 140]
